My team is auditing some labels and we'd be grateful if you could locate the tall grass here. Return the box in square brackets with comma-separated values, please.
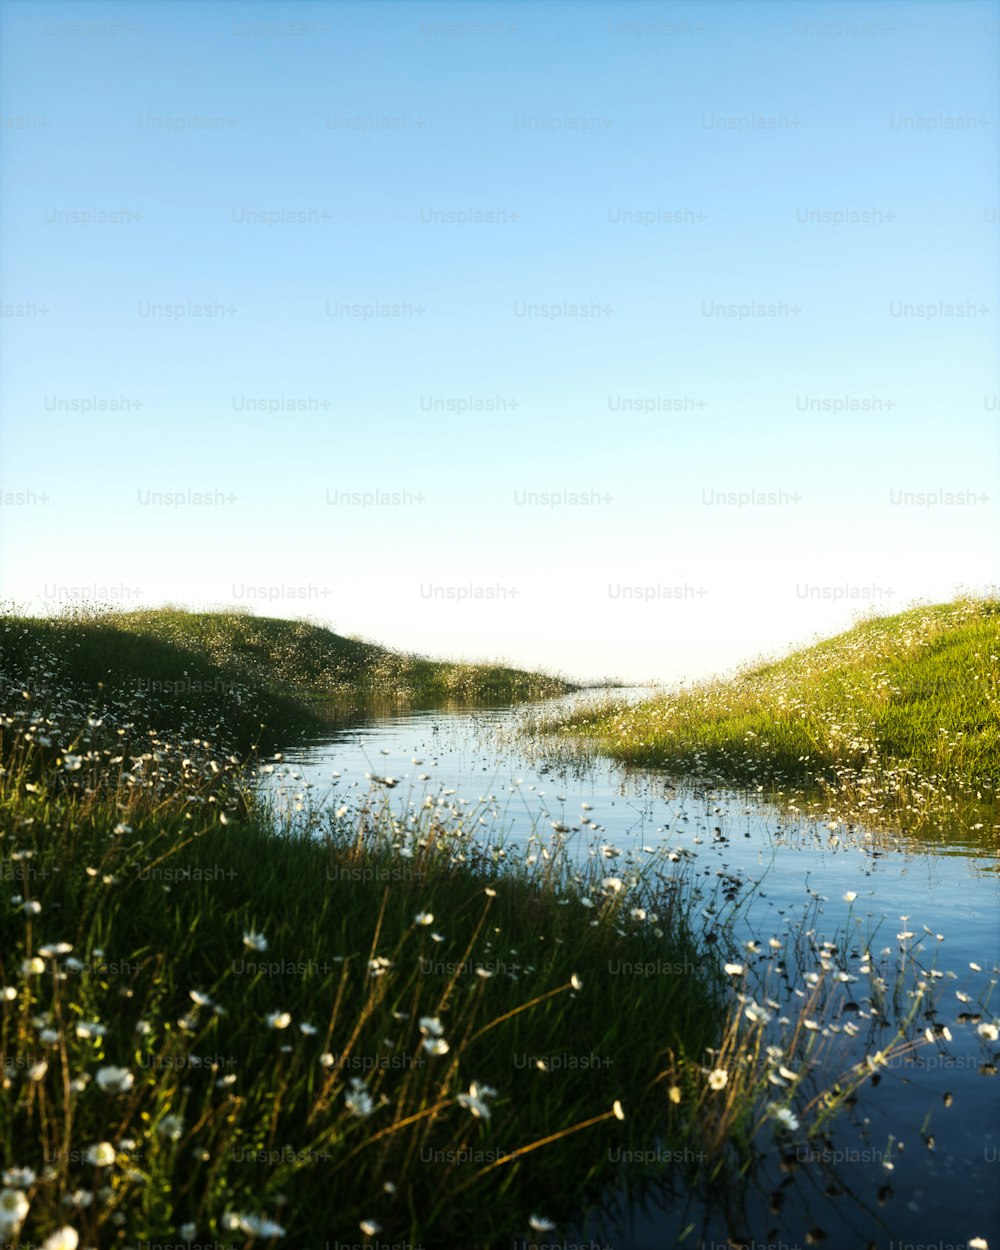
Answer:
[0, 611, 967, 1246]
[546, 598, 1000, 838]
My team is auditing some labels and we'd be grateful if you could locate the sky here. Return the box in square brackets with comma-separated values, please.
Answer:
[0, 0, 997, 685]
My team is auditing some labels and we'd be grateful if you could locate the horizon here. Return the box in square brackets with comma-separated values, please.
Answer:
[1, 0, 997, 683]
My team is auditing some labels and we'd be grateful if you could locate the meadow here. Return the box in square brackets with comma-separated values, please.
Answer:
[0, 606, 975, 1247]
[544, 597, 1000, 842]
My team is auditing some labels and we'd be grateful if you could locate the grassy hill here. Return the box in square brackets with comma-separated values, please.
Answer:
[0, 607, 574, 753]
[549, 597, 1000, 836]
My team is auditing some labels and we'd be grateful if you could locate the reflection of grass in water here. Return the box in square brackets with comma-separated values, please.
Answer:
[1, 620, 983, 1246]
[544, 597, 1000, 841]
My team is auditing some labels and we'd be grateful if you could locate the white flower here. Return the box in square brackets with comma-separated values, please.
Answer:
[843, 891, 857, 902]
[414, 911, 434, 926]
[423, 1037, 449, 1056]
[265, 1011, 292, 1030]
[39, 942, 73, 958]
[570, 973, 583, 991]
[1, 986, 16, 1001]
[968, 1239, 989, 1250]
[1, 1168, 35, 1188]
[529, 1215, 556, 1231]
[724, 963, 744, 976]
[243, 931, 268, 952]
[418, 1016, 444, 1037]
[0, 1187, 29, 1233]
[360, 1220, 381, 1237]
[773, 1107, 799, 1131]
[368, 956, 392, 977]
[85, 1142, 115, 1167]
[21, 900, 41, 915]
[21, 957, 45, 975]
[977, 1022, 999, 1041]
[235, 1213, 286, 1237]
[708, 1069, 728, 1091]
[612, 1099, 625, 1120]
[75, 1020, 107, 1040]
[189, 990, 213, 1007]
[484, 887, 497, 897]
[457, 1081, 497, 1119]
[298, 1021, 317, 1035]
[95, 1066, 134, 1094]
[345, 1080, 376, 1118]
[744, 1003, 772, 1026]
[602, 877, 623, 893]
[319, 1052, 335, 1068]
[179, 1225, 196, 1240]
[28, 1060, 48, 1080]
[157, 1115, 184, 1141]
[42, 1227, 79, 1250]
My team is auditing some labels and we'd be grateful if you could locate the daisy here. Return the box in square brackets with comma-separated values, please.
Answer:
[85, 1142, 115, 1167]
[95, 1066, 134, 1094]
[265, 1012, 291, 1030]
[708, 1069, 728, 1091]
[242, 931, 268, 952]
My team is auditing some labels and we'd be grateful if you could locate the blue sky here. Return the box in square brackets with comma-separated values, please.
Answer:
[1, 0, 997, 683]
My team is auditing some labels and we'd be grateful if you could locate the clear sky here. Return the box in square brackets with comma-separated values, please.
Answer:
[1, 0, 997, 684]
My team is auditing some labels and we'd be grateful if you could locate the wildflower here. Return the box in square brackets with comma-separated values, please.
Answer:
[773, 1107, 799, 1131]
[843, 892, 857, 902]
[299, 1021, 317, 1035]
[723, 962, 744, 976]
[744, 1003, 772, 1026]
[235, 1214, 286, 1237]
[1, 1168, 35, 1188]
[28, 1060, 48, 1080]
[968, 1239, 989, 1250]
[189, 990, 213, 1007]
[0, 1187, 29, 1233]
[612, 1099, 625, 1120]
[345, 1080, 376, 1118]
[457, 1081, 497, 1119]
[157, 1115, 184, 1141]
[39, 942, 73, 957]
[668, 1086, 681, 1104]
[418, 1016, 444, 1037]
[570, 973, 583, 991]
[360, 1220, 381, 1237]
[179, 1226, 197, 1240]
[85, 1142, 115, 1167]
[266, 1012, 292, 1030]
[242, 931, 268, 952]
[319, 1052, 335, 1068]
[629, 907, 647, 921]
[21, 900, 41, 915]
[484, 887, 497, 897]
[602, 877, 623, 893]
[368, 956, 392, 977]
[21, 957, 45, 976]
[75, 1020, 107, 1040]
[529, 1215, 556, 1232]
[423, 1038, 449, 1056]
[95, 1066, 134, 1094]
[708, 1069, 728, 1091]
[1, 986, 16, 1001]
[42, 1230, 79, 1250]
[414, 911, 434, 926]
[977, 1022, 999, 1041]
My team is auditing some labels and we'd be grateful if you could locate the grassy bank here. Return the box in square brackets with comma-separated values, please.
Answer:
[0, 614, 945, 1246]
[0, 607, 575, 754]
[546, 598, 1000, 839]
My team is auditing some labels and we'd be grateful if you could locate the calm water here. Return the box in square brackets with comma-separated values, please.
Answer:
[264, 690, 1000, 1249]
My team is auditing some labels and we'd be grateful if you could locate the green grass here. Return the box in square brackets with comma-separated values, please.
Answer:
[0, 609, 947, 1246]
[545, 597, 1000, 838]
[0, 606, 575, 755]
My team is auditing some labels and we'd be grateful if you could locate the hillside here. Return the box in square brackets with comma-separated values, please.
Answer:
[549, 597, 999, 835]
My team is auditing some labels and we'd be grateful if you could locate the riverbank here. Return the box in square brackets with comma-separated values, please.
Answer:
[0, 607, 576, 753]
[545, 597, 999, 840]
[0, 610, 946, 1246]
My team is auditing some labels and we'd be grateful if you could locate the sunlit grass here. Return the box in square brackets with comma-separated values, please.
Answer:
[0, 612, 976, 1246]
[545, 597, 1000, 839]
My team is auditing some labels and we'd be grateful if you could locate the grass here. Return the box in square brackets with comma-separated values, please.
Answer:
[0, 606, 575, 756]
[0, 610, 964, 1247]
[544, 597, 1000, 840]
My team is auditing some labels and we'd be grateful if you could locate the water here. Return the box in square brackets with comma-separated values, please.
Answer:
[262, 690, 1000, 1248]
